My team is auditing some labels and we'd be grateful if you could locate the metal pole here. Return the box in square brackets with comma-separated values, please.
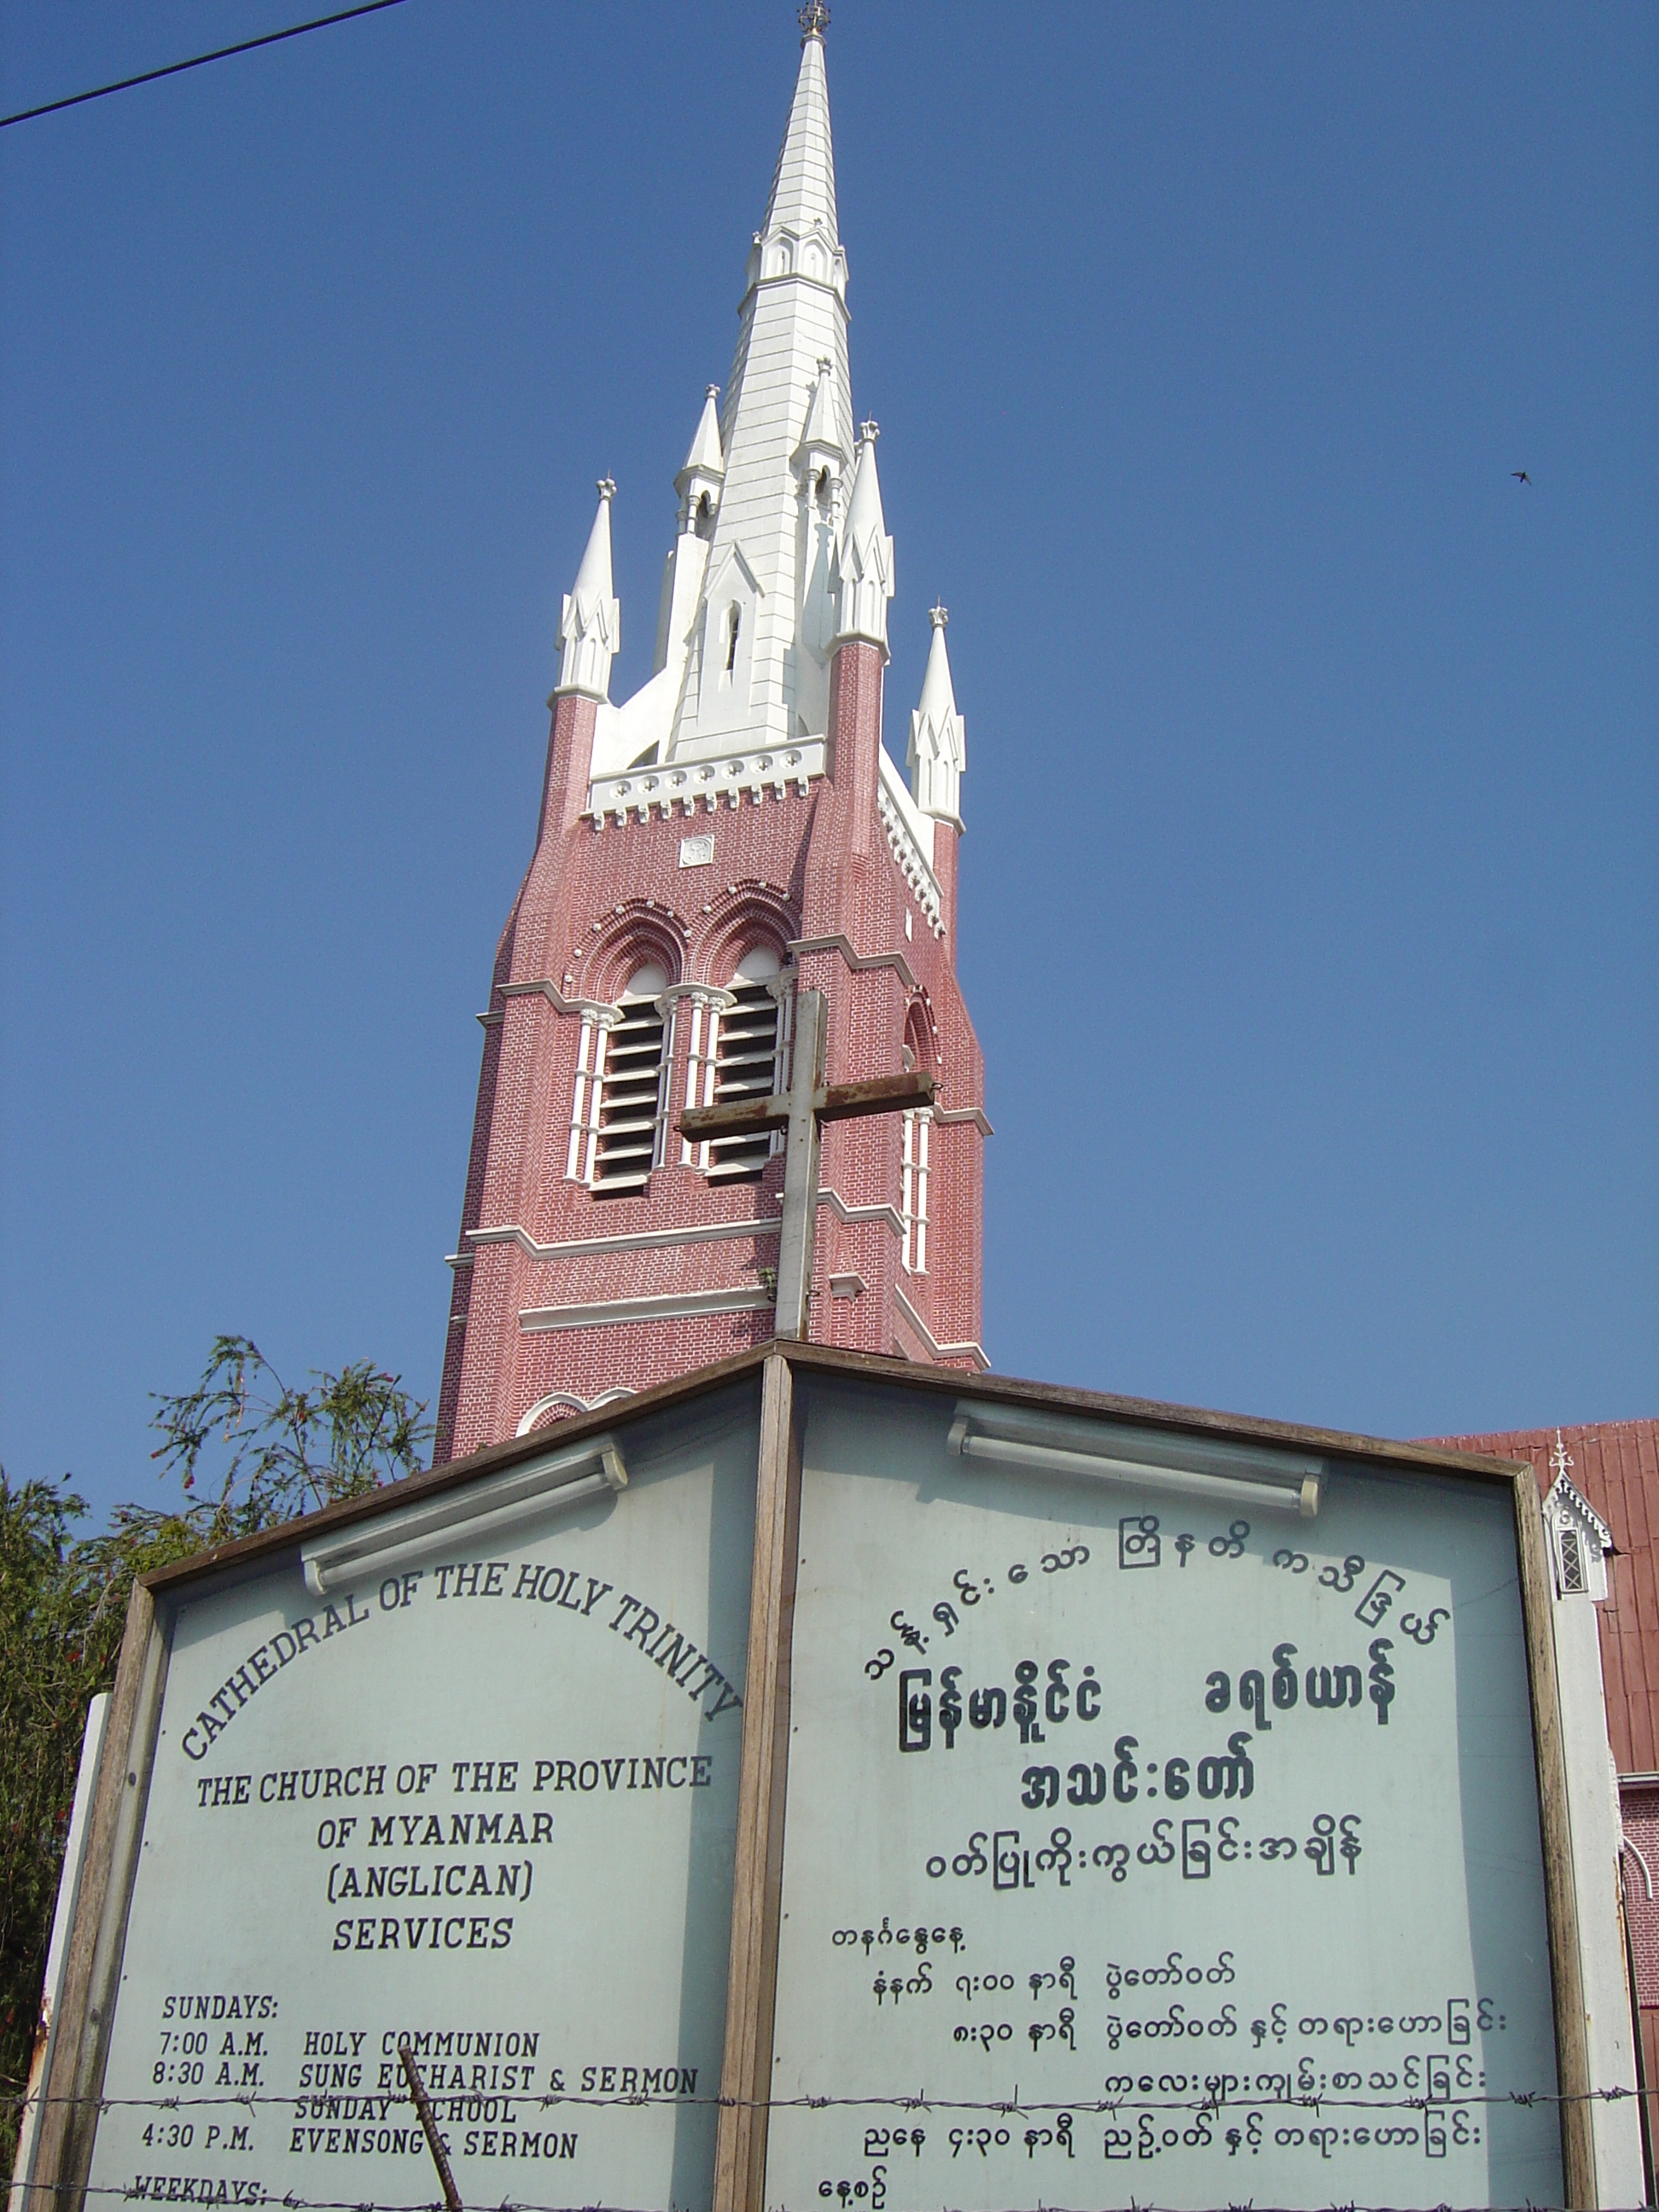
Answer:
[773, 988, 825, 1341]
[399, 2040, 462, 2212]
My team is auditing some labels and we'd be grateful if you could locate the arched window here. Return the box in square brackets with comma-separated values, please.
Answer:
[707, 949, 787, 1183]
[725, 604, 742, 673]
[591, 963, 669, 1197]
[695, 492, 714, 541]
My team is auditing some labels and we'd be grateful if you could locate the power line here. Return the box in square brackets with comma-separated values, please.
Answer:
[0, 0, 412, 132]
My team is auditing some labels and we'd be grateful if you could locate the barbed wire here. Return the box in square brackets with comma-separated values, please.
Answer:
[1, 2083, 1650, 2116]
[7, 2190, 1653, 2212]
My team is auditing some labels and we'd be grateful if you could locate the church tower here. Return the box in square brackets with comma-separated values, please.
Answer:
[434, 9, 987, 1462]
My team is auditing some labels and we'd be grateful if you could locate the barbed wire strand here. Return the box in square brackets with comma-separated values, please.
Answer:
[9, 2191, 1654, 2212]
[1, 2084, 1650, 2116]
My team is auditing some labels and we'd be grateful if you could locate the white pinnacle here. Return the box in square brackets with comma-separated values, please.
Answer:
[678, 387, 725, 487]
[835, 425, 894, 655]
[908, 604, 965, 828]
[554, 478, 620, 701]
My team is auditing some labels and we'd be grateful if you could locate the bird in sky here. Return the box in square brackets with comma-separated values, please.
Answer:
[1513, 470, 1532, 485]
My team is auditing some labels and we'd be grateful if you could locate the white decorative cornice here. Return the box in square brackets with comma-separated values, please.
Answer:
[589, 741, 824, 823]
[1545, 1470, 1615, 1552]
[876, 748, 943, 934]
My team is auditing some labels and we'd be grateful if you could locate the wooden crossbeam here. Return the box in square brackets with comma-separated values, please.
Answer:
[678, 1070, 934, 1143]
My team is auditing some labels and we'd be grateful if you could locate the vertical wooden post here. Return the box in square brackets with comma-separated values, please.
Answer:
[713, 1353, 802, 2212]
[1516, 1466, 1598, 2206]
[772, 991, 825, 1342]
[32, 1580, 169, 2209]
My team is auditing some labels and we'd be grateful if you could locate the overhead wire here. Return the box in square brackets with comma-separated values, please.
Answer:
[0, 0, 412, 131]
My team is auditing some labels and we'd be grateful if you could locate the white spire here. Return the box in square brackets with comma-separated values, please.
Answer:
[665, 20, 853, 757]
[835, 422, 894, 655]
[675, 385, 725, 535]
[908, 604, 965, 828]
[554, 479, 620, 701]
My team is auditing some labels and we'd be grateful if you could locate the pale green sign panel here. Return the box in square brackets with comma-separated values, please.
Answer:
[764, 1376, 1563, 2210]
[83, 1384, 759, 2212]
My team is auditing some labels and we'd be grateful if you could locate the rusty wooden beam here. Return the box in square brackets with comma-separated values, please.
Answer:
[816, 1069, 935, 1122]
[680, 1071, 935, 1143]
[679, 1095, 793, 1140]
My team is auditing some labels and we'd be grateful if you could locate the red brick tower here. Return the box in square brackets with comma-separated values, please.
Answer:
[434, 12, 987, 1462]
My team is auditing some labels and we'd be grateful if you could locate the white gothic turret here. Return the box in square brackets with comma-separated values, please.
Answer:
[554, 479, 620, 701]
[675, 386, 725, 537]
[835, 423, 894, 655]
[908, 604, 966, 828]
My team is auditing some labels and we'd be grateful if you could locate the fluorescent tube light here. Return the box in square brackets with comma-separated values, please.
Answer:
[301, 1436, 627, 1597]
[947, 1404, 1319, 1519]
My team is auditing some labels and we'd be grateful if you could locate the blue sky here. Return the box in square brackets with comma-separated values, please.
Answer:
[2, 1, 1654, 1523]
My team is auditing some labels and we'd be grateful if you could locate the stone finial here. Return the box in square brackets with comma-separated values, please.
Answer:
[929, 603, 948, 630]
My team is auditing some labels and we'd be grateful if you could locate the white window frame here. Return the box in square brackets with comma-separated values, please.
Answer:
[900, 1106, 931, 1274]
[579, 981, 674, 1198]
[701, 962, 794, 1183]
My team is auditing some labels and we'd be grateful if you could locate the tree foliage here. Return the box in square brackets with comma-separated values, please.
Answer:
[0, 1340, 429, 2183]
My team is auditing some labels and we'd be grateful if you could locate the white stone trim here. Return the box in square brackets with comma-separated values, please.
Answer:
[815, 1185, 905, 1237]
[515, 1386, 636, 1436]
[788, 934, 918, 992]
[893, 1281, 989, 1371]
[589, 742, 824, 824]
[465, 1214, 781, 1266]
[499, 977, 616, 1022]
[901, 1106, 930, 1275]
[934, 1103, 994, 1137]
[829, 1272, 866, 1300]
[520, 1286, 771, 1332]
[876, 748, 943, 934]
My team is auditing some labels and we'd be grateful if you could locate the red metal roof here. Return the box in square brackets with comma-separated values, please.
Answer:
[1425, 1419, 1659, 1775]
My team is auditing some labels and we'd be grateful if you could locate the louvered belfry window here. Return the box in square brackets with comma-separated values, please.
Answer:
[707, 951, 785, 1183]
[591, 967, 669, 1197]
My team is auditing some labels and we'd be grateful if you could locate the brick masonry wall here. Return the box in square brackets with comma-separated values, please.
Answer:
[435, 638, 986, 1463]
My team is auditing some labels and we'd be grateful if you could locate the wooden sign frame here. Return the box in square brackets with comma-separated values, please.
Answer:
[29, 1342, 1591, 2210]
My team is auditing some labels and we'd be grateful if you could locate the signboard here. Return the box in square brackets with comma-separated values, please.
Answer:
[765, 1376, 1566, 2210]
[36, 1350, 1586, 2212]
[76, 1381, 760, 2212]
